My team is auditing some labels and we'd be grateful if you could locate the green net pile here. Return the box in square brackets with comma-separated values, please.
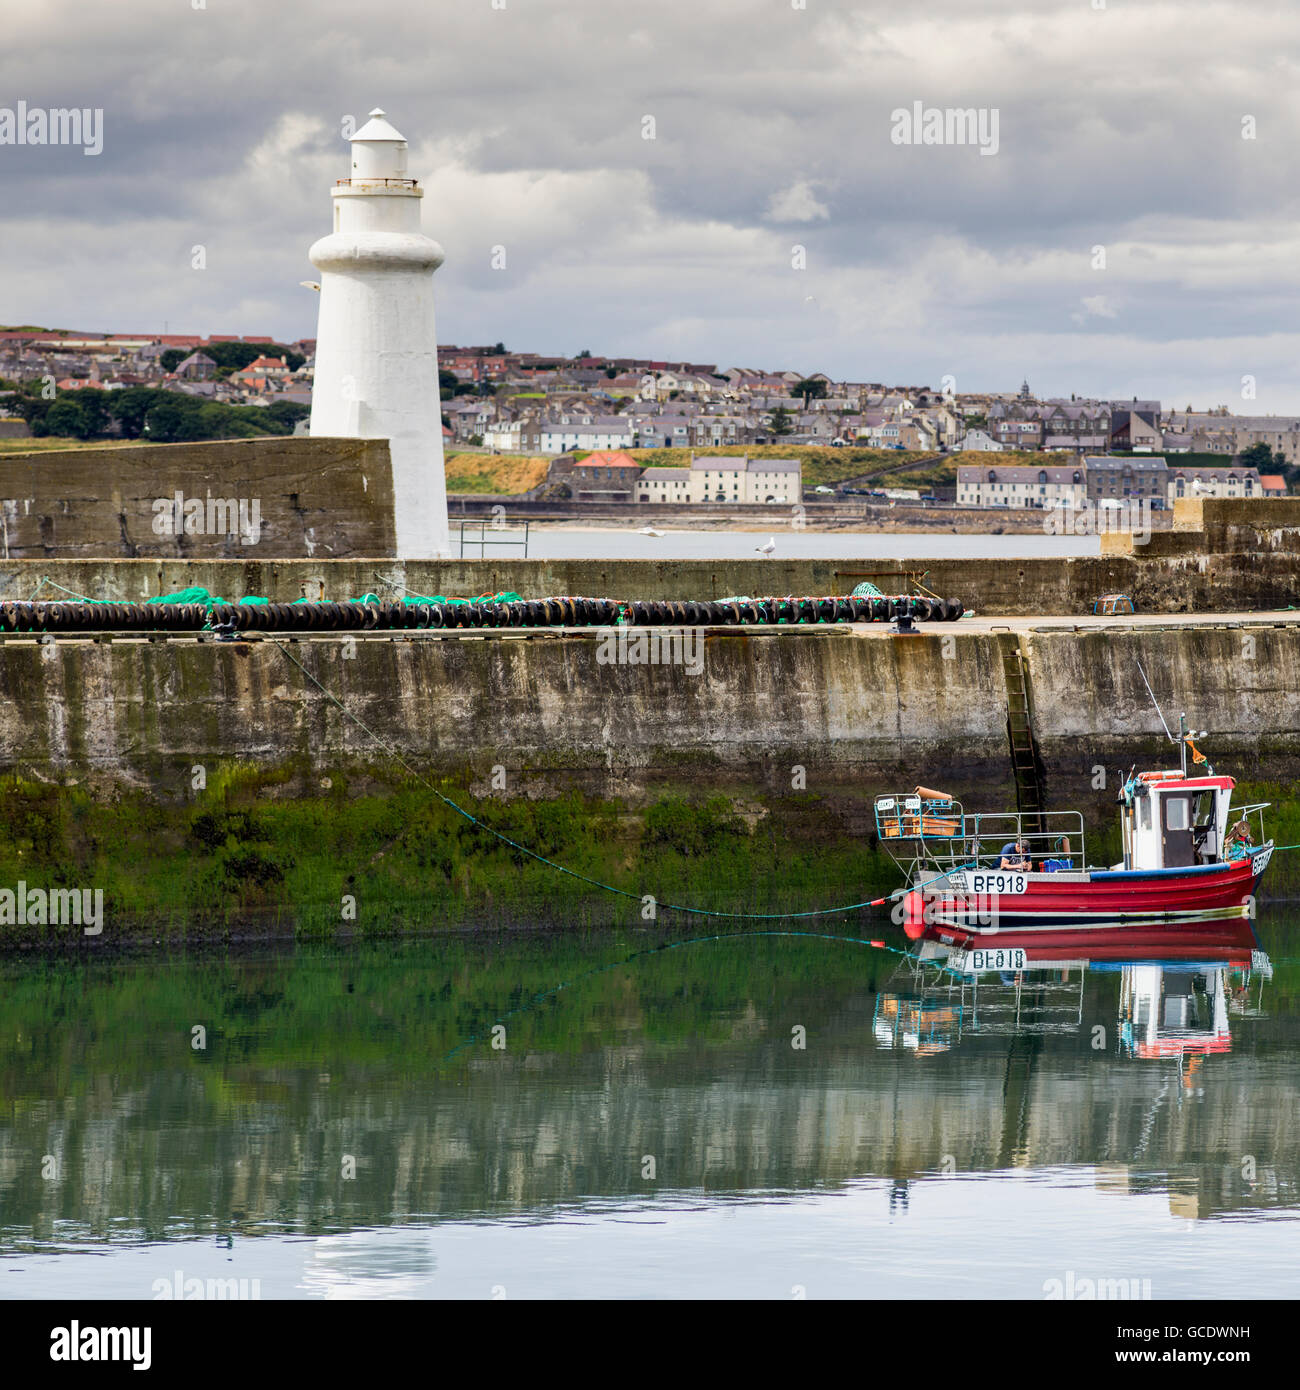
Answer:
[139, 587, 523, 608]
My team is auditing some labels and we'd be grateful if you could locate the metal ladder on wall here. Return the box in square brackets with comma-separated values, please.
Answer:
[997, 633, 1046, 837]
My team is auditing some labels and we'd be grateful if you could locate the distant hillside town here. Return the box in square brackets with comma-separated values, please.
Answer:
[0, 329, 316, 443]
[957, 455, 1283, 509]
[0, 333, 1294, 499]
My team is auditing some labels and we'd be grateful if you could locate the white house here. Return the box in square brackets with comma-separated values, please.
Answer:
[1166, 466, 1263, 503]
[957, 429, 1001, 452]
[635, 455, 801, 504]
[957, 463, 1088, 508]
[637, 466, 693, 502]
[540, 416, 634, 452]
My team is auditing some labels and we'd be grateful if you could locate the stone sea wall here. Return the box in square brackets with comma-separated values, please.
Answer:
[0, 437, 396, 559]
[2, 623, 1297, 804]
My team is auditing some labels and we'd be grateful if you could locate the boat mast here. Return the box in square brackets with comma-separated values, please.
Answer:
[1179, 713, 1187, 777]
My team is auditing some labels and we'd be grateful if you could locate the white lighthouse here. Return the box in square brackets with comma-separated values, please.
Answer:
[309, 109, 450, 558]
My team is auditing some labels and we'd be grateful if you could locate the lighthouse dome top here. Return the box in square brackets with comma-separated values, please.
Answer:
[349, 108, 410, 180]
[352, 108, 407, 143]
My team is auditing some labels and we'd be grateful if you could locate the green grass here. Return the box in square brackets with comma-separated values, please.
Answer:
[444, 453, 549, 495]
[626, 445, 935, 487]
[0, 770, 895, 943]
[5, 765, 1296, 944]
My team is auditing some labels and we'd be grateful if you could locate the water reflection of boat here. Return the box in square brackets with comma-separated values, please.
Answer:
[872, 994, 964, 1054]
[875, 917, 1269, 1057]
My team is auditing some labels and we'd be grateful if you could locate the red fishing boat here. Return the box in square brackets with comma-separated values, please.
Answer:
[879, 718, 1273, 941]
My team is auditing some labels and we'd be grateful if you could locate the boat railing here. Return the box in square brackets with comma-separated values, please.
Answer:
[874, 794, 964, 842]
[874, 796, 1087, 871]
[1224, 801, 1270, 855]
[959, 812, 1088, 872]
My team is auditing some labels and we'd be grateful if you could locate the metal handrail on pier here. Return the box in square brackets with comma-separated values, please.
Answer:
[457, 519, 531, 559]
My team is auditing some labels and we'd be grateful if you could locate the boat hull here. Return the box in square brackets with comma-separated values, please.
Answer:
[903, 844, 1272, 941]
[910, 912, 1260, 964]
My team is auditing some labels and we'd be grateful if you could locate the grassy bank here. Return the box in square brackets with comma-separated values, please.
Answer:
[2, 769, 1295, 945]
[625, 444, 933, 488]
[440, 444, 1095, 495]
[0, 768, 895, 943]
[443, 452, 549, 494]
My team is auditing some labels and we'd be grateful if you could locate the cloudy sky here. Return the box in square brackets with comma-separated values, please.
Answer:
[5, 0, 1300, 408]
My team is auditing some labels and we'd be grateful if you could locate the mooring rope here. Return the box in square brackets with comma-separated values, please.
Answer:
[272, 640, 969, 921]
[441, 928, 966, 1061]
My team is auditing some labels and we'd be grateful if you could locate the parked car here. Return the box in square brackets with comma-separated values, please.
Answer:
[814, 485, 835, 494]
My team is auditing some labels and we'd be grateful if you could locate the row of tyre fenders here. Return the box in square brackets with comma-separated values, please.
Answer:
[0, 593, 967, 633]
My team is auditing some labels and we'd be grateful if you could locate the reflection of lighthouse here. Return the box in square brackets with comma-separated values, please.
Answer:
[309, 109, 449, 558]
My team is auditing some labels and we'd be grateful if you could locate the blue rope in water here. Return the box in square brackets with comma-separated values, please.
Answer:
[442, 929, 964, 1061]
[275, 640, 971, 921]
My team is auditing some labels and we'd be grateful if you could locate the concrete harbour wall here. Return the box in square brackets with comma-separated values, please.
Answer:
[3, 623, 1298, 807]
[0, 437, 396, 559]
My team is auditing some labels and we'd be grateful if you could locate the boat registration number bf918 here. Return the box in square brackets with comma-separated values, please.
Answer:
[966, 872, 1026, 895]
[956, 948, 1028, 973]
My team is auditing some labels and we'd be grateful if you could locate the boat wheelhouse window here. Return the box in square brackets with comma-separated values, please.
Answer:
[1138, 796, 1151, 830]
[1165, 796, 1190, 830]
[1192, 790, 1216, 826]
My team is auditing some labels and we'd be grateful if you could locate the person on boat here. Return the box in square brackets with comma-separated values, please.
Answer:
[1224, 819, 1254, 858]
[999, 840, 1031, 871]
[1041, 836, 1072, 872]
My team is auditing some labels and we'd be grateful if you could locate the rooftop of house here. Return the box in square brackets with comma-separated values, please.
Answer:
[576, 451, 640, 470]
[957, 464, 1086, 483]
[1168, 465, 1262, 478]
[1083, 455, 1169, 471]
[543, 416, 633, 432]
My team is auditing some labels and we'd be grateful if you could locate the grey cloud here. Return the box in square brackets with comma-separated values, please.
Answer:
[3, 0, 1300, 404]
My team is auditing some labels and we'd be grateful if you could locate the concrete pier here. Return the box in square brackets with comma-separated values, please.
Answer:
[2, 615, 1297, 807]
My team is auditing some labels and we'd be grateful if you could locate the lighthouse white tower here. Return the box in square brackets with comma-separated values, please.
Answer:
[309, 109, 450, 558]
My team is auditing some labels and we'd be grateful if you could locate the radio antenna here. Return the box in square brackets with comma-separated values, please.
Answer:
[1136, 660, 1177, 743]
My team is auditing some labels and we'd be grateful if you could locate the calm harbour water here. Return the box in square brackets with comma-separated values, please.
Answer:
[2, 916, 1297, 1300]
[519, 529, 1101, 561]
